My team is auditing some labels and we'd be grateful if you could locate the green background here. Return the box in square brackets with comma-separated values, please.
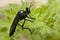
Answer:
[0, 0, 60, 40]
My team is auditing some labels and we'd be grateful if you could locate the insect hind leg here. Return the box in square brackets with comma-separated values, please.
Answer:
[18, 19, 32, 34]
[23, 27, 32, 34]
[18, 19, 25, 29]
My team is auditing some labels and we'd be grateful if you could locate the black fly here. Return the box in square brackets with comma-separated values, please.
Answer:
[9, 4, 35, 36]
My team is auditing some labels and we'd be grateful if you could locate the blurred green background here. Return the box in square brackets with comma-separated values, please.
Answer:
[0, 0, 60, 40]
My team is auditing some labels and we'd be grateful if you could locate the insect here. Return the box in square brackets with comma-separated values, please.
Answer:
[9, 3, 35, 36]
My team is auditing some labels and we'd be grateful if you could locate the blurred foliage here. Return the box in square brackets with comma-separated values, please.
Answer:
[0, 0, 60, 40]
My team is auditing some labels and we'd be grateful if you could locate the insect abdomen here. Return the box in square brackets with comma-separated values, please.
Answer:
[9, 15, 19, 36]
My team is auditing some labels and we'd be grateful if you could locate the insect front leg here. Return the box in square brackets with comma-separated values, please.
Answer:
[26, 15, 35, 22]
[27, 15, 35, 20]
[25, 19, 34, 22]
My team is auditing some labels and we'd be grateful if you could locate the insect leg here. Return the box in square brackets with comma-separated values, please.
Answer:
[25, 19, 34, 22]
[27, 15, 35, 20]
[23, 27, 32, 34]
[21, 19, 26, 29]
[18, 23, 22, 26]
[18, 19, 32, 34]
[18, 19, 27, 29]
